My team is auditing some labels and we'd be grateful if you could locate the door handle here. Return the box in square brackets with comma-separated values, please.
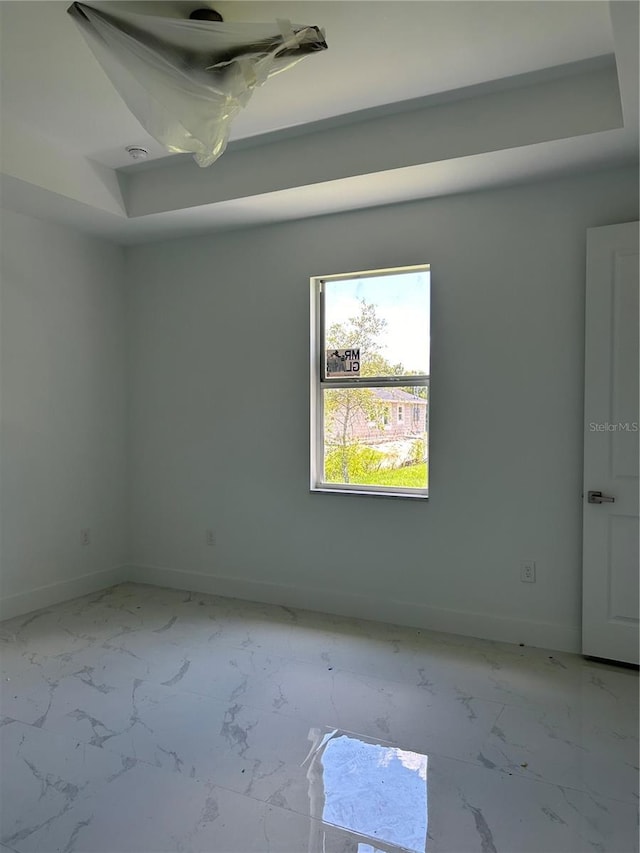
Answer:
[587, 490, 615, 504]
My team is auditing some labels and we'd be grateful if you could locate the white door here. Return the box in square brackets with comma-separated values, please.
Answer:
[582, 221, 639, 664]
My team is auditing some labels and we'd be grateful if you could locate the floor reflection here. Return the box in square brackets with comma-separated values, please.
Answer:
[304, 728, 428, 853]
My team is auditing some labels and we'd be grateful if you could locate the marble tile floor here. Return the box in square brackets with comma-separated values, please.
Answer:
[0, 582, 637, 853]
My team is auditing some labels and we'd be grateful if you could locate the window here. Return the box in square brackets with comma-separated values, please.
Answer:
[310, 264, 430, 498]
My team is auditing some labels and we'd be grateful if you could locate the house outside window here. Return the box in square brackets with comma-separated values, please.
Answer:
[310, 264, 430, 498]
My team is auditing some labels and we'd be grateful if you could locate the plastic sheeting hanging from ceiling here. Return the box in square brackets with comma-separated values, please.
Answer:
[67, 2, 328, 167]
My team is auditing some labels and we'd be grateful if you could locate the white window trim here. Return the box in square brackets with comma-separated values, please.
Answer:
[310, 264, 430, 499]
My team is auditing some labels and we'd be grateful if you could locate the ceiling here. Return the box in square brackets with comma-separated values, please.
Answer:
[1, 1, 638, 244]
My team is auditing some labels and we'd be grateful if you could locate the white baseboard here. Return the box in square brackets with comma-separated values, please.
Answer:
[0, 566, 129, 621]
[125, 564, 581, 654]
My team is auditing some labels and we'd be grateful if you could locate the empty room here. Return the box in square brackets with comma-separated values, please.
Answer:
[0, 1, 638, 851]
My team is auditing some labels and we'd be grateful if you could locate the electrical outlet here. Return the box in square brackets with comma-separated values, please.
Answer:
[80, 528, 91, 546]
[206, 529, 216, 546]
[520, 560, 536, 583]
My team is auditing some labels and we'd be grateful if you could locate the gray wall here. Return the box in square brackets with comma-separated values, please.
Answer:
[0, 210, 128, 617]
[125, 167, 638, 652]
[1, 167, 636, 649]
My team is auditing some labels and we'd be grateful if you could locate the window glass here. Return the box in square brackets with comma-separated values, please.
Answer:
[322, 386, 428, 489]
[323, 270, 430, 380]
[312, 265, 430, 497]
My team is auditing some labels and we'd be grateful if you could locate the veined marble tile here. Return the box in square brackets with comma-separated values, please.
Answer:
[281, 621, 635, 721]
[88, 680, 300, 779]
[478, 701, 639, 804]
[98, 684, 317, 813]
[232, 657, 505, 764]
[425, 751, 639, 853]
[199, 708, 321, 815]
[0, 610, 97, 680]
[9, 756, 354, 853]
[0, 667, 60, 728]
[98, 600, 297, 663]
[1, 583, 638, 853]
[141, 638, 285, 704]
[0, 719, 135, 851]
[0, 651, 142, 733]
[441, 650, 640, 718]
[213, 602, 635, 726]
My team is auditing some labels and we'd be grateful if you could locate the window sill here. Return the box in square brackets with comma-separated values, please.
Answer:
[311, 486, 429, 500]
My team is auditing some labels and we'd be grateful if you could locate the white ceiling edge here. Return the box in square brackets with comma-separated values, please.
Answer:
[1, 115, 127, 218]
[1, 54, 628, 226]
[115, 53, 619, 175]
[120, 59, 624, 219]
[3, 134, 637, 248]
[117, 52, 617, 178]
[0, 1, 637, 245]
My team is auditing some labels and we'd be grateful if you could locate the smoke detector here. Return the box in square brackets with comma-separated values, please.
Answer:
[125, 145, 149, 161]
